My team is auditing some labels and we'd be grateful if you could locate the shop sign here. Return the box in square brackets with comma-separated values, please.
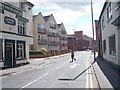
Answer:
[4, 16, 16, 26]
[0, 2, 22, 16]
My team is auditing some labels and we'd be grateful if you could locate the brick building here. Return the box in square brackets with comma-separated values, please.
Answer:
[67, 31, 93, 51]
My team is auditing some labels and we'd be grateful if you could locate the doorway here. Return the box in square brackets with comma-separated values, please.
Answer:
[5, 43, 13, 68]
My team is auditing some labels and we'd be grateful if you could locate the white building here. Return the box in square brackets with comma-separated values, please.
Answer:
[99, 0, 120, 65]
[0, 0, 34, 68]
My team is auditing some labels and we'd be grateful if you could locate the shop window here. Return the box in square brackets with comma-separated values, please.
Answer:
[17, 41, 26, 59]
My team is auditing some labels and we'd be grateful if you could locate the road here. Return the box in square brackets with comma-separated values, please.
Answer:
[2, 51, 93, 89]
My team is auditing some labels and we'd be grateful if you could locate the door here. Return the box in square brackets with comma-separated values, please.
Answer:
[5, 43, 13, 68]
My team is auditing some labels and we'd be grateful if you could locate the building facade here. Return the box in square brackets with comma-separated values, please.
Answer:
[0, 0, 34, 68]
[58, 23, 68, 51]
[67, 34, 76, 51]
[32, 12, 48, 50]
[98, 0, 120, 65]
[43, 14, 60, 53]
[32, 13, 68, 55]
[67, 31, 93, 51]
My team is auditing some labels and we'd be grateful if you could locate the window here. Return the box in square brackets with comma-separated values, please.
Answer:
[0, 39, 3, 62]
[107, 2, 112, 20]
[109, 34, 116, 56]
[18, 44, 24, 58]
[50, 21, 55, 27]
[18, 20, 26, 35]
[38, 24, 44, 29]
[19, 2, 25, 11]
[101, 16, 105, 29]
[103, 40, 106, 53]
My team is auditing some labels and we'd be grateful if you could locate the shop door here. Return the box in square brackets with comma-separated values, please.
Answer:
[5, 43, 13, 68]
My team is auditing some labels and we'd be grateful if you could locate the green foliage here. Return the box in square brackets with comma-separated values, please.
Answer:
[29, 48, 47, 55]
[40, 48, 47, 54]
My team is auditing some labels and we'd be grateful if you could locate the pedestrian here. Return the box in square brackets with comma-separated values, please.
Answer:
[70, 50, 76, 62]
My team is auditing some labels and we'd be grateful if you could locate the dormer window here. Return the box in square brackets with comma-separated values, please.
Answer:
[50, 21, 55, 28]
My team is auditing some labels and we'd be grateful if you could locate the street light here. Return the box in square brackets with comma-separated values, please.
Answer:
[91, 0, 96, 62]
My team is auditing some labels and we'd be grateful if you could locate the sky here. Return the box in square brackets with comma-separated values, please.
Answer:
[28, 0, 105, 38]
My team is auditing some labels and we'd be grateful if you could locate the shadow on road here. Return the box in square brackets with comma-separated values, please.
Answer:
[58, 60, 96, 81]
[96, 57, 120, 89]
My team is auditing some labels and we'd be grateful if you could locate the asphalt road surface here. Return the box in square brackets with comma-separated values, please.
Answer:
[2, 51, 93, 89]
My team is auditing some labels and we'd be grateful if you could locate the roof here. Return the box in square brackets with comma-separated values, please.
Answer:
[57, 24, 62, 28]
[43, 15, 51, 21]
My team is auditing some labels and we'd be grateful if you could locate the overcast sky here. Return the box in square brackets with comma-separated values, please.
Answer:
[28, 0, 105, 38]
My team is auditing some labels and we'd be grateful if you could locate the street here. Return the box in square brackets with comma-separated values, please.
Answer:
[2, 51, 95, 89]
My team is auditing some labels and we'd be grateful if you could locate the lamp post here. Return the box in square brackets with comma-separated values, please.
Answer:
[91, 0, 96, 62]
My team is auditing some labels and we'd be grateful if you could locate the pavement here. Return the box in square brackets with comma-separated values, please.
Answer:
[0, 51, 120, 89]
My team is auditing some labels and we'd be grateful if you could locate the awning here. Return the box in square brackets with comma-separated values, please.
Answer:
[111, 16, 120, 26]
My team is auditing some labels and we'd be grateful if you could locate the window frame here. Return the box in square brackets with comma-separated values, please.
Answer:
[103, 40, 106, 53]
[18, 20, 26, 35]
[17, 44, 24, 58]
[107, 2, 112, 21]
[109, 34, 116, 56]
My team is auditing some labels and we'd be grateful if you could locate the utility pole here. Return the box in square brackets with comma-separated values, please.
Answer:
[91, 0, 96, 62]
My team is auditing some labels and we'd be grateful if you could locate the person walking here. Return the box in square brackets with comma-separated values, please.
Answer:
[70, 50, 76, 62]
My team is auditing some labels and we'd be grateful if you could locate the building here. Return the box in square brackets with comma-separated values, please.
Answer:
[67, 31, 93, 51]
[43, 14, 60, 54]
[97, 0, 120, 65]
[67, 34, 76, 51]
[58, 23, 68, 51]
[32, 12, 48, 50]
[32, 13, 62, 55]
[0, 0, 34, 68]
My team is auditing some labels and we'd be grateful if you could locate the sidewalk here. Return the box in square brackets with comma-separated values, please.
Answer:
[89, 53, 120, 89]
[0, 58, 47, 77]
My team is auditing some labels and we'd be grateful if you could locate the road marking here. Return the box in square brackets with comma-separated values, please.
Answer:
[20, 73, 48, 89]
[37, 63, 52, 69]
[90, 68, 94, 89]
[70, 63, 79, 68]
[86, 52, 94, 89]
[56, 63, 66, 69]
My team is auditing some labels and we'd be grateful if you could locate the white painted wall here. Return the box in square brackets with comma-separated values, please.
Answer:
[101, 2, 119, 65]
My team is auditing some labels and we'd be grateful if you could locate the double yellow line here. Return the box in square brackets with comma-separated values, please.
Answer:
[86, 57, 94, 89]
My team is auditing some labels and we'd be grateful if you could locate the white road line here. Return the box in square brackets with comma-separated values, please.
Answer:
[20, 73, 48, 89]
[37, 63, 52, 69]
[70, 63, 78, 68]
[56, 63, 66, 69]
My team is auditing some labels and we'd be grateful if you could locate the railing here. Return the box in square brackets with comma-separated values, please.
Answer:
[37, 28, 47, 34]
[61, 31, 66, 34]
[60, 36, 67, 40]
[47, 32, 59, 37]
[38, 39, 47, 45]
[48, 41, 59, 46]
[50, 24, 57, 29]
[60, 43, 68, 47]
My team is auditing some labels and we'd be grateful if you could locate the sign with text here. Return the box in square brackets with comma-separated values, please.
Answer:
[4, 16, 16, 26]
